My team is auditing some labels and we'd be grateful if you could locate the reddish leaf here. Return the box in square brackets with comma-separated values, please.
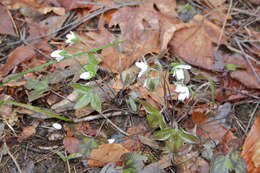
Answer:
[0, 4, 16, 36]
[241, 112, 260, 172]
[0, 45, 35, 77]
[63, 136, 81, 154]
[88, 143, 129, 167]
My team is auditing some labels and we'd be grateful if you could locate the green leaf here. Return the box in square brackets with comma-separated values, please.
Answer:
[66, 153, 83, 160]
[152, 128, 174, 141]
[179, 128, 199, 143]
[122, 153, 147, 173]
[138, 100, 160, 114]
[74, 94, 91, 109]
[226, 64, 236, 71]
[84, 63, 97, 76]
[87, 53, 99, 65]
[166, 136, 184, 153]
[147, 112, 167, 129]
[230, 151, 246, 173]
[211, 155, 231, 173]
[127, 97, 138, 112]
[71, 83, 93, 94]
[145, 78, 160, 91]
[90, 93, 102, 113]
[0, 100, 72, 122]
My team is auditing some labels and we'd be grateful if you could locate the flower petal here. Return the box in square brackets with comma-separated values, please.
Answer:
[80, 72, 91, 80]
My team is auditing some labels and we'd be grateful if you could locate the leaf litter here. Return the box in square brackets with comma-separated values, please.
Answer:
[0, 0, 259, 172]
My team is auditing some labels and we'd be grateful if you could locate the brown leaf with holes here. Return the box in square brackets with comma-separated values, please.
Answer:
[241, 112, 260, 173]
[0, 46, 35, 77]
[0, 4, 16, 36]
[88, 143, 129, 167]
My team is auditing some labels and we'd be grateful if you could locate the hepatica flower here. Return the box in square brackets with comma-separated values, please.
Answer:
[51, 50, 67, 62]
[135, 60, 149, 78]
[65, 31, 80, 45]
[175, 83, 190, 101]
[171, 64, 191, 81]
[80, 71, 92, 80]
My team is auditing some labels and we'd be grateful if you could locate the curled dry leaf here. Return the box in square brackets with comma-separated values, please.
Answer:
[88, 143, 129, 167]
[0, 46, 35, 77]
[0, 4, 16, 36]
[241, 112, 260, 173]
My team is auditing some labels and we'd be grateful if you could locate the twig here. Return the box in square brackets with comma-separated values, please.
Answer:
[235, 38, 260, 84]
[73, 111, 127, 122]
[4, 142, 22, 173]
[74, 111, 130, 136]
[218, 85, 260, 99]
[216, 0, 233, 50]
[244, 102, 259, 135]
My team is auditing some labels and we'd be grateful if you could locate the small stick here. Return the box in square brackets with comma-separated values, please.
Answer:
[4, 142, 22, 173]
[73, 111, 130, 136]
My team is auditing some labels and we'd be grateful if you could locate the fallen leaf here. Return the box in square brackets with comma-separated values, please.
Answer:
[88, 143, 129, 167]
[63, 136, 81, 154]
[122, 125, 147, 151]
[231, 70, 260, 90]
[17, 122, 39, 142]
[0, 45, 35, 77]
[241, 112, 260, 173]
[252, 139, 260, 167]
[247, 0, 260, 5]
[0, 4, 16, 36]
[203, 0, 226, 8]
[169, 15, 226, 72]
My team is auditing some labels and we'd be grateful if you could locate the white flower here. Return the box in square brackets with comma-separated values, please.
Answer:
[172, 65, 191, 80]
[135, 61, 149, 78]
[143, 79, 148, 88]
[52, 123, 62, 130]
[80, 71, 92, 80]
[108, 138, 115, 144]
[175, 84, 190, 101]
[65, 31, 79, 45]
[51, 50, 66, 62]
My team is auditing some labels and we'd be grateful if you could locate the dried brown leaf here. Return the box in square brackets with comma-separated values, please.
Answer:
[17, 125, 37, 142]
[88, 143, 129, 167]
[63, 136, 81, 154]
[241, 112, 260, 172]
[0, 45, 35, 77]
[0, 4, 16, 36]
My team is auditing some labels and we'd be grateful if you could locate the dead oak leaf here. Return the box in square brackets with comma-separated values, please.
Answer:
[0, 45, 35, 78]
[169, 15, 226, 71]
[88, 143, 129, 167]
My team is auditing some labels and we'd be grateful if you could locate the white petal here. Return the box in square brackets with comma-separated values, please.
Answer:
[108, 138, 115, 144]
[135, 61, 148, 70]
[52, 123, 62, 130]
[65, 32, 77, 44]
[135, 61, 148, 78]
[51, 50, 65, 62]
[80, 72, 91, 80]
[143, 79, 148, 88]
[175, 69, 184, 80]
[176, 65, 191, 69]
